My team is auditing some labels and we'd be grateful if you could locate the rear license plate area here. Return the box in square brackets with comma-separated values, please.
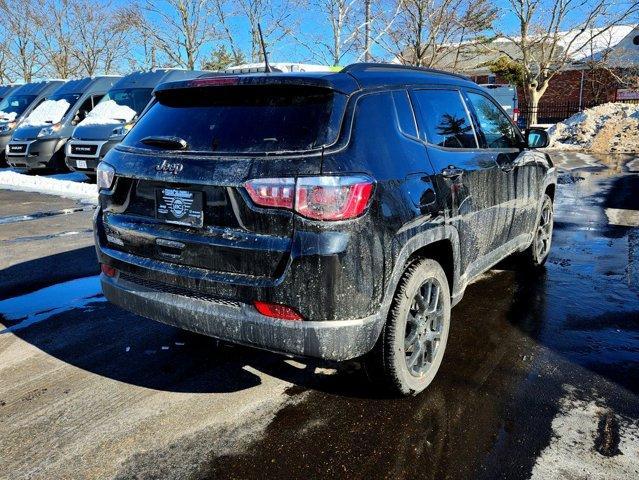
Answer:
[155, 188, 204, 227]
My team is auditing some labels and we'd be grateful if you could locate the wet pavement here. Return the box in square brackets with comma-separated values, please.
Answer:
[0, 152, 638, 479]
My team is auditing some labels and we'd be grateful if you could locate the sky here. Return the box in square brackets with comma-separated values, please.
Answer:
[113, 0, 639, 70]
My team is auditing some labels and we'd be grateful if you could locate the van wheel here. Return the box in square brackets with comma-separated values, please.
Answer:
[366, 259, 451, 396]
[520, 194, 554, 267]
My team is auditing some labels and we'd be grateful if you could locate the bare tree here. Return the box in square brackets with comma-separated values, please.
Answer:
[502, 0, 639, 124]
[211, 0, 247, 66]
[71, 0, 133, 76]
[357, 0, 406, 62]
[34, 0, 79, 79]
[0, 35, 13, 83]
[128, 0, 219, 69]
[0, 0, 43, 82]
[236, 0, 299, 62]
[379, 0, 497, 68]
[298, 0, 365, 65]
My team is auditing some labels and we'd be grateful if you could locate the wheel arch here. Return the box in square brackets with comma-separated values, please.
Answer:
[382, 225, 461, 320]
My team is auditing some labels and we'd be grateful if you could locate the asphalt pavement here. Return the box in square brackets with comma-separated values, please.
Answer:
[0, 153, 638, 479]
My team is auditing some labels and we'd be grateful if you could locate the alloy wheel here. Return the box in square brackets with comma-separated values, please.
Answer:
[404, 278, 445, 377]
[535, 201, 554, 261]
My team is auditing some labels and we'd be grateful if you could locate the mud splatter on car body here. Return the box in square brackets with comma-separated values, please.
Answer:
[94, 64, 556, 364]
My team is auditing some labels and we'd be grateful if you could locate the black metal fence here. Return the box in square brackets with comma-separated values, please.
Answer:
[518, 98, 639, 128]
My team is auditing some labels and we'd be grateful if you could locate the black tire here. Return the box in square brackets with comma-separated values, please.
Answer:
[366, 258, 451, 396]
[520, 193, 554, 267]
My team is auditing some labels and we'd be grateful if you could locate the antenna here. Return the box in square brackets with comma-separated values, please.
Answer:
[257, 23, 271, 73]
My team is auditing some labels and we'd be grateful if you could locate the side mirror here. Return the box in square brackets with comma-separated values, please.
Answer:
[526, 128, 549, 148]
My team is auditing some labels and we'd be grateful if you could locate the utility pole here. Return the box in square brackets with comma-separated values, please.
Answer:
[364, 0, 371, 62]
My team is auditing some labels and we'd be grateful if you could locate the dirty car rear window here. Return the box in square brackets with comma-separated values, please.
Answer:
[122, 85, 344, 154]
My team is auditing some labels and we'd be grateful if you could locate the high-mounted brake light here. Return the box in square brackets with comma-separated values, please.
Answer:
[244, 175, 374, 221]
[189, 77, 240, 87]
[253, 301, 303, 321]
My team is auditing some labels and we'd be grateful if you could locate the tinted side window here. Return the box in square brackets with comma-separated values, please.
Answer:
[466, 92, 519, 148]
[391, 90, 417, 138]
[412, 89, 477, 149]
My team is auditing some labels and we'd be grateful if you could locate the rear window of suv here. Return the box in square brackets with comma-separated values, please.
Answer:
[122, 85, 345, 154]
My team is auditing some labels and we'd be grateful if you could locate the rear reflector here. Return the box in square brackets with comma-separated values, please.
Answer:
[245, 175, 374, 221]
[253, 301, 303, 321]
[101, 264, 117, 278]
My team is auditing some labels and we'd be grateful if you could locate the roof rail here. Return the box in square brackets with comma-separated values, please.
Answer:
[342, 62, 470, 81]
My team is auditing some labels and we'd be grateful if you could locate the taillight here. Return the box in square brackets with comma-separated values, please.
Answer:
[513, 108, 520, 122]
[245, 178, 295, 208]
[253, 301, 303, 321]
[244, 175, 374, 221]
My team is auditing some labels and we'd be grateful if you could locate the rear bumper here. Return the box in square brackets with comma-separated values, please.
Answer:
[101, 273, 384, 361]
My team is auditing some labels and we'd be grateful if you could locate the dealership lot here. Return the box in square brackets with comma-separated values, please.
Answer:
[0, 152, 638, 479]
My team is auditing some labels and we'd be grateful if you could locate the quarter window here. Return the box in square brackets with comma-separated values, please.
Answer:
[466, 92, 519, 148]
[412, 89, 477, 149]
[392, 90, 418, 138]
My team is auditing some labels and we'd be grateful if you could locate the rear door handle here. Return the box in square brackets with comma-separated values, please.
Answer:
[441, 166, 464, 178]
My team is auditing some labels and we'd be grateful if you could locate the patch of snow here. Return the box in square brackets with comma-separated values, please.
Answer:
[0, 111, 17, 122]
[548, 103, 639, 153]
[47, 172, 90, 182]
[0, 171, 97, 203]
[530, 385, 639, 480]
[22, 99, 70, 127]
[78, 100, 136, 126]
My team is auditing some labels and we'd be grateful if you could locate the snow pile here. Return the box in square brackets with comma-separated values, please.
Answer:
[0, 111, 17, 122]
[548, 103, 639, 153]
[21, 99, 70, 127]
[0, 170, 97, 203]
[78, 100, 136, 127]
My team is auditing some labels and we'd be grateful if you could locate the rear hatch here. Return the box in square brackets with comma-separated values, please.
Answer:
[100, 78, 348, 280]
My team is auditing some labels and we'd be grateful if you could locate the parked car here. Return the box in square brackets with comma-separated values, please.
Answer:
[0, 80, 65, 165]
[480, 84, 519, 123]
[65, 70, 208, 175]
[0, 84, 21, 102]
[6, 76, 120, 172]
[94, 64, 556, 395]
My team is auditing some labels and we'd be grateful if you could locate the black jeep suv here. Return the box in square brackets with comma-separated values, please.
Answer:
[95, 64, 556, 395]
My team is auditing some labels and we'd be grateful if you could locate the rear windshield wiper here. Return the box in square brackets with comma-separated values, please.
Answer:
[140, 136, 188, 150]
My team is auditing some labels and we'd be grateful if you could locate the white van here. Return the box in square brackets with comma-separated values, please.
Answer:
[480, 84, 519, 122]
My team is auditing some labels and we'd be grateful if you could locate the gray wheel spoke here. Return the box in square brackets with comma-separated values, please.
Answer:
[414, 294, 428, 313]
[407, 343, 423, 369]
[405, 328, 418, 351]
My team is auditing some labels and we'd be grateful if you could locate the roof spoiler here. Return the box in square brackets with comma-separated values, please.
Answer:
[153, 73, 359, 96]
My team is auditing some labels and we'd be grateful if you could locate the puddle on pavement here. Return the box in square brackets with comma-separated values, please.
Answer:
[205, 153, 639, 480]
[0, 275, 104, 333]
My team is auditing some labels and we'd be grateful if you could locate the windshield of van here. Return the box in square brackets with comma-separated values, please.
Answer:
[0, 95, 37, 122]
[122, 85, 343, 154]
[21, 93, 80, 127]
[101, 88, 153, 115]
